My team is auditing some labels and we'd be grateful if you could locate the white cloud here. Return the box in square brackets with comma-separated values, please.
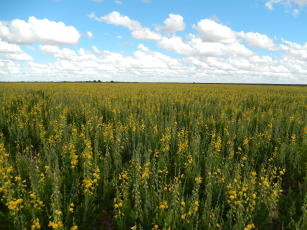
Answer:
[240, 32, 276, 50]
[265, 0, 282, 10]
[158, 36, 194, 56]
[157, 35, 253, 57]
[89, 11, 142, 31]
[5, 44, 188, 82]
[292, 8, 300, 15]
[132, 28, 161, 41]
[2, 13, 307, 84]
[0, 39, 33, 61]
[194, 19, 237, 44]
[0, 40, 22, 53]
[40, 45, 77, 60]
[84, 11, 306, 83]
[86, 31, 93, 38]
[92, 12, 254, 57]
[90, 11, 161, 41]
[282, 40, 307, 61]
[156, 14, 185, 33]
[265, 0, 307, 11]
[0, 17, 80, 45]
[292, 0, 307, 6]
[1, 41, 306, 83]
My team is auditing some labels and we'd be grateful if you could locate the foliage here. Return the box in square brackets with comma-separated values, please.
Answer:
[0, 83, 306, 230]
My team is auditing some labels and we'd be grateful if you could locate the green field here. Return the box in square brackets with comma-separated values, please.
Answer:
[0, 83, 306, 230]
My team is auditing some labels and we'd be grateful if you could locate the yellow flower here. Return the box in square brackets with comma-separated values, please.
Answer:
[30, 192, 37, 199]
[31, 218, 41, 230]
[141, 171, 149, 178]
[55, 210, 62, 216]
[71, 225, 78, 230]
[250, 171, 257, 176]
[244, 224, 255, 230]
[131, 225, 137, 230]
[48, 221, 63, 229]
[159, 201, 168, 209]
[7, 198, 24, 211]
[194, 200, 199, 206]
[195, 177, 202, 184]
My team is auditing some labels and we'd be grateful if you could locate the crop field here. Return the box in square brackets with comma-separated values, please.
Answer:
[0, 83, 306, 230]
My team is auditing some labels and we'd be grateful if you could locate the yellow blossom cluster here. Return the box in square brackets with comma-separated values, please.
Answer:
[158, 201, 168, 209]
[82, 168, 100, 195]
[29, 192, 45, 209]
[48, 221, 64, 229]
[31, 218, 41, 230]
[7, 198, 24, 211]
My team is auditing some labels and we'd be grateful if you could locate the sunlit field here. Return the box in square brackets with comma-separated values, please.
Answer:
[0, 83, 306, 230]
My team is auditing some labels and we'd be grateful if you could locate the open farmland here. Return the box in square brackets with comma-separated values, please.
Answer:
[0, 83, 306, 230]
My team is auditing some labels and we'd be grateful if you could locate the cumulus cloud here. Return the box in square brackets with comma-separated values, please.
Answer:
[188, 36, 253, 57]
[89, 11, 161, 40]
[0, 17, 80, 45]
[156, 14, 185, 34]
[194, 19, 237, 44]
[132, 28, 161, 41]
[239, 32, 277, 50]
[158, 36, 194, 56]
[281, 39, 307, 61]
[40, 45, 77, 60]
[157, 35, 253, 57]
[89, 11, 141, 31]
[84, 11, 306, 83]
[2, 39, 305, 83]
[2, 13, 307, 84]
[91, 12, 256, 58]
[0, 39, 33, 61]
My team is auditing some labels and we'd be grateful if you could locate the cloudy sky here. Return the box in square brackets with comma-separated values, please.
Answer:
[0, 0, 307, 83]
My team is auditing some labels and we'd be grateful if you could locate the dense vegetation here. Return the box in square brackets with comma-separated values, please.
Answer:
[0, 83, 306, 230]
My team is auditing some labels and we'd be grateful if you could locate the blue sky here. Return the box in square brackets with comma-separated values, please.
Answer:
[0, 0, 307, 83]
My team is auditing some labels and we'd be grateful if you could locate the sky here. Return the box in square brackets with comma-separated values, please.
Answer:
[0, 0, 307, 83]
